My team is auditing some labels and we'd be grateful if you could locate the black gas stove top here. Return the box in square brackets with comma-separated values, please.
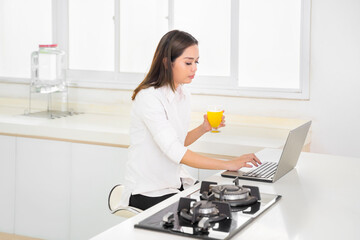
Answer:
[135, 178, 281, 240]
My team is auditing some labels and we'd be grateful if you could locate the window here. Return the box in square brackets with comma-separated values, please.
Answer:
[173, 0, 231, 76]
[0, 0, 52, 79]
[69, 0, 114, 71]
[119, 0, 168, 73]
[238, 0, 301, 89]
[0, 0, 310, 99]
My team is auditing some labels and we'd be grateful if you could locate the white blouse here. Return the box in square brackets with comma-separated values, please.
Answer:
[121, 85, 196, 205]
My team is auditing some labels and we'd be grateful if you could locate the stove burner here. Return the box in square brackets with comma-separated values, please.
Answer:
[200, 177, 261, 209]
[176, 197, 232, 231]
[211, 185, 251, 201]
[190, 201, 219, 217]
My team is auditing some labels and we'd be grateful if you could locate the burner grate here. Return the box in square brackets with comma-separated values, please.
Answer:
[200, 178, 261, 209]
[134, 179, 281, 240]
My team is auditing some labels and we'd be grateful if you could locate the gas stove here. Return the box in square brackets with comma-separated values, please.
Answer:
[135, 178, 281, 240]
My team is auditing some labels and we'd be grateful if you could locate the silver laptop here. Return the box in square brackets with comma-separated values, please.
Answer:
[221, 121, 312, 182]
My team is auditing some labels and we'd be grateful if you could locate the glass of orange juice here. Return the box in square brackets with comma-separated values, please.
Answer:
[207, 105, 224, 133]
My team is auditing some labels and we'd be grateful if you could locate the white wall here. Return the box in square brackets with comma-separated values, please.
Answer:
[1, 0, 359, 158]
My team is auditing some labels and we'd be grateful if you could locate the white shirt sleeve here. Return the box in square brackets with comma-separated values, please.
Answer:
[135, 90, 188, 164]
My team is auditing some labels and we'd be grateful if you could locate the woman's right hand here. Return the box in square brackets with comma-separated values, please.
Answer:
[201, 110, 226, 133]
[226, 153, 262, 171]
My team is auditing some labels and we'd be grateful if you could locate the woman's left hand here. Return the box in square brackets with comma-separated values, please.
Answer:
[202, 110, 226, 133]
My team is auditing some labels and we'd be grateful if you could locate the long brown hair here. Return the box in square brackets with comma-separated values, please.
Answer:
[132, 30, 198, 100]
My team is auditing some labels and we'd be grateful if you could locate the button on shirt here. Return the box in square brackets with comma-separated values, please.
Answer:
[122, 85, 196, 203]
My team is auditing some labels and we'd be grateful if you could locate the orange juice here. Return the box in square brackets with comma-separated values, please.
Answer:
[207, 111, 223, 132]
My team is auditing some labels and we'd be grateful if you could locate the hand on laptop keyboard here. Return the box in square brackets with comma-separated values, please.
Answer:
[226, 153, 262, 171]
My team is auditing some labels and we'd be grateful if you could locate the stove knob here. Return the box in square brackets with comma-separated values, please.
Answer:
[198, 217, 211, 230]
[162, 212, 175, 228]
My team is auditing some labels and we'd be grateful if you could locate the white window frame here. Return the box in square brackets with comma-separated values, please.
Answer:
[2, 0, 310, 100]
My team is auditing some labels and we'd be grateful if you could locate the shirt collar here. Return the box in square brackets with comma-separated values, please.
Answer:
[163, 84, 185, 103]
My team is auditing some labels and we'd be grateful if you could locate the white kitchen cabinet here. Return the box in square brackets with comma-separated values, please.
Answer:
[10, 137, 128, 240]
[70, 143, 128, 240]
[0, 135, 16, 233]
[14, 137, 72, 240]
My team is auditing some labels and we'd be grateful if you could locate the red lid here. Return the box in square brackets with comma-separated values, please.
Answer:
[39, 44, 58, 48]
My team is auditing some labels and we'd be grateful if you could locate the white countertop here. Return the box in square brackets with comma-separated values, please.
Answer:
[0, 106, 131, 147]
[0, 105, 310, 157]
[91, 152, 360, 240]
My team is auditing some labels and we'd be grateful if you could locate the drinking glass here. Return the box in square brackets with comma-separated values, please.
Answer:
[207, 105, 224, 133]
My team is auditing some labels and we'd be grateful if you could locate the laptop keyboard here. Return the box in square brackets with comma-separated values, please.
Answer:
[243, 162, 278, 179]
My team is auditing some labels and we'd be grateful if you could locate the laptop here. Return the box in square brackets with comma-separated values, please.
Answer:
[221, 120, 312, 182]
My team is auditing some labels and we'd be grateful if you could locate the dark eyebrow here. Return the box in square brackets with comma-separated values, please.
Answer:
[183, 57, 199, 60]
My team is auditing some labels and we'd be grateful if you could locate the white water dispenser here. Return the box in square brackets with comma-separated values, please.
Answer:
[28, 44, 72, 118]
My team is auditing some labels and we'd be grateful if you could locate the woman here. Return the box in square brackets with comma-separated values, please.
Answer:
[123, 30, 261, 210]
